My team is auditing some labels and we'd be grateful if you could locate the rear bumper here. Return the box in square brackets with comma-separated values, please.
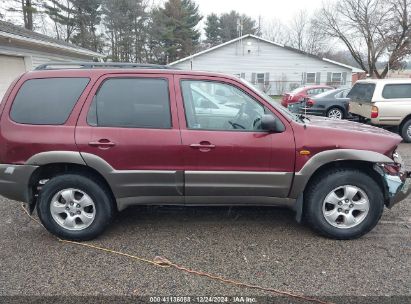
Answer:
[0, 164, 38, 202]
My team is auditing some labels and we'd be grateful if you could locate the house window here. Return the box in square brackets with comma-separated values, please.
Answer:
[256, 73, 265, 84]
[234, 73, 246, 79]
[332, 73, 342, 84]
[306, 72, 316, 84]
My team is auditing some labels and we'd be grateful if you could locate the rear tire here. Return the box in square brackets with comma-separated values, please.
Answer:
[305, 168, 384, 239]
[37, 174, 115, 241]
[400, 119, 411, 143]
[327, 107, 344, 119]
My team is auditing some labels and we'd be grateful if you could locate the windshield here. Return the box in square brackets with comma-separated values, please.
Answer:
[239, 78, 301, 122]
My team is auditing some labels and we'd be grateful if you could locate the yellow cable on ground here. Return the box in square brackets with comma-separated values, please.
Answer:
[21, 204, 334, 304]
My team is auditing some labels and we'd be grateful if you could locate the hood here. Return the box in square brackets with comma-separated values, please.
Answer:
[307, 116, 398, 137]
[295, 115, 402, 158]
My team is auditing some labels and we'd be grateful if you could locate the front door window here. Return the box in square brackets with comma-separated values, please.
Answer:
[181, 80, 265, 131]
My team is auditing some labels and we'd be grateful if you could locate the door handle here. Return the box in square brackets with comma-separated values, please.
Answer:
[190, 141, 215, 152]
[88, 139, 116, 149]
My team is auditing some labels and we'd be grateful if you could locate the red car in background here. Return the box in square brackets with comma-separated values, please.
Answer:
[281, 85, 334, 107]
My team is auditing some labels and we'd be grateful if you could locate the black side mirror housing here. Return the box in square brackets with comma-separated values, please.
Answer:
[261, 114, 285, 133]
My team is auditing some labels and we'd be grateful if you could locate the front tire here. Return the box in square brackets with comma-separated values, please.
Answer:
[37, 174, 115, 241]
[305, 168, 384, 239]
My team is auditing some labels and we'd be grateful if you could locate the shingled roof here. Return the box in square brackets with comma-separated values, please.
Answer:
[0, 20, 103, 58]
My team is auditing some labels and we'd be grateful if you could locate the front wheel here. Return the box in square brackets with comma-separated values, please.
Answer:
[37, 174, 115, 241]
[305, 169, 384, 239]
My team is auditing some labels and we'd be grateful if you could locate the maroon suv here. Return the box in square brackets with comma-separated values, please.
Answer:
[0, 63, 409, 241]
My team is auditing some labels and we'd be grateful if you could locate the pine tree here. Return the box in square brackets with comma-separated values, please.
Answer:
[70, 0, 103, 52]
[219, 11, 257, 42]
[205, 13, 221, 46]
[151, 0, 202, 63]
[102, 0, 148, 62]
[44, 0, 76, 41]
[44, 0, 103, 51]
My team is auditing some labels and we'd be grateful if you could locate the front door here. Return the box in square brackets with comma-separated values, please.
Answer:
[174, 75, 296, 200]
[75, 73, 184, 205]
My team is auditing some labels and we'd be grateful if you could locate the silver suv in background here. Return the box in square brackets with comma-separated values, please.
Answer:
[349, 79, 411, 142]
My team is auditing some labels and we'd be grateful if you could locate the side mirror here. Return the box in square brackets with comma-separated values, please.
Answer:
[261, 114, 285, 133]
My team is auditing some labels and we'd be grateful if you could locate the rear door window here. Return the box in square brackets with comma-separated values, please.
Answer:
[347, 83, 376, 102]
[10, 77, 89, 125]
[382, 84, 411, 99]
[87, 78, 171, 129]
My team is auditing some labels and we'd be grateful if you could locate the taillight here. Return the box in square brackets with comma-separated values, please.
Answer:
[371, 106, 379, 118]
[306, 99, 315, 107]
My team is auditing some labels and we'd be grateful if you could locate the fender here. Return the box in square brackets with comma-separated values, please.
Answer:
[25, 151, 86, 166]
[289, 149, 394, 198]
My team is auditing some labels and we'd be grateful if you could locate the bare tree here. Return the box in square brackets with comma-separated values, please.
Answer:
[315, 0, 411, 78]
[274, 73, 288, 95]
[288, 9, 329, 55]
[262, 18, 290, 45]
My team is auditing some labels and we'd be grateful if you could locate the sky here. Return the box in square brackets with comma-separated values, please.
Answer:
[155, 0, 326, 27]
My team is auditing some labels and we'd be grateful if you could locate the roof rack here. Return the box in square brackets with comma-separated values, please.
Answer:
[35, 62, 173, 70]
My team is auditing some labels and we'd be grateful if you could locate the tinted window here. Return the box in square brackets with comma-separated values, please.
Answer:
[382, 84, 411, 99]
[181, 80, 266, 131]
[89, 78, 170, 128]
[347, 83, 376, 102]
[11, 78, 89, 125]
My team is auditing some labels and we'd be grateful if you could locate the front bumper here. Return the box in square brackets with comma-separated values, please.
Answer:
[375, 164, 411, 208]
[0, 164, 38, 202]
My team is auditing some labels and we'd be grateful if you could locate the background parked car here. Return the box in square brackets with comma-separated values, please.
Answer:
[281, 85, 334, 107]
[348, 79, 411, 142]
[298, 88, 351, 119]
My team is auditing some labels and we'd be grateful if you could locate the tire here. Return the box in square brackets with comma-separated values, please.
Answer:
[326, 107, 344, 119]
[305, 168, 384, 240]
[400, 119, 411, 143]
[37, 174, 115, 241]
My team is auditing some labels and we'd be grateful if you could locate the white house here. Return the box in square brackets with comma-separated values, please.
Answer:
[0, 21, 104, 98]
[170, 34, 362, 95]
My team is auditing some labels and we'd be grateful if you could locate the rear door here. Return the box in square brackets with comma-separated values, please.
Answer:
[348, 82, 376, 118]
[174, 75, 296, 201]
[75, 73, 184, 203]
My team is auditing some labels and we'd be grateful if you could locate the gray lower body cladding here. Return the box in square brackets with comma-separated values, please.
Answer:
[0, 164, 38, 202]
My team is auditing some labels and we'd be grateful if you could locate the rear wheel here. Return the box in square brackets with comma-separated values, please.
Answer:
[400, 119, 411, 143]
[327, 107, 344, 119]
[37, 174, 115, 241]
[305, 168, 384, 239]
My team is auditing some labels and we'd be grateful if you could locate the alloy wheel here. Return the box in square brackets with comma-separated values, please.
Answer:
[328, 109, 343, 119]
[322, 185, 370, 229]
[50, 188, 96, 231]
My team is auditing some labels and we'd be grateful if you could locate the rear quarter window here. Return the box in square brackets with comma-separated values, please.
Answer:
[382, 84, 411, 99]
[347, 83, 375, 102]
[10, 77, 89, 125]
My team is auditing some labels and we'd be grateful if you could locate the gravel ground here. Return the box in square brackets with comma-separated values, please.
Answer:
[0, 145, 410, 302]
